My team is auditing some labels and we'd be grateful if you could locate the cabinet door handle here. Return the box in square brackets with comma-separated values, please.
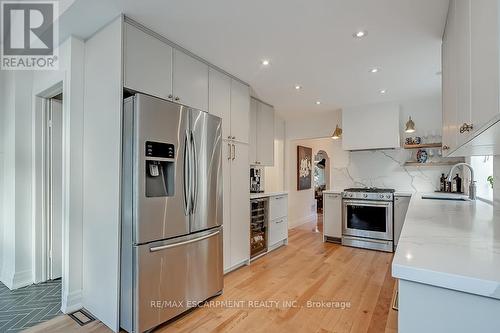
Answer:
[442, 145, 450, 150]
[227, 143, 232, 160]
[459, 123, 473, 133]
[168, 94, 173, 99]
[174, 96, 180, 101]
[231, 144, 236, 160]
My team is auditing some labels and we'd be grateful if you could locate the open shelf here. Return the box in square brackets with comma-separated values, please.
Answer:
[404, 161, 463, 167]
[403, 143, 442, 149]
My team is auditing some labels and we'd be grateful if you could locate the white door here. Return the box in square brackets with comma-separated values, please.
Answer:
[256, 102, 275, 166]
[230, 142, 250, 266]
[230, 80, 250, 143]
[49, 98, 63, 280]
[209, 68, 231, 139]
[124, 23, 173, 100]
[323, 193, 342, 239]
[173, 49, 209, 111]
[249, 98, 258, 164]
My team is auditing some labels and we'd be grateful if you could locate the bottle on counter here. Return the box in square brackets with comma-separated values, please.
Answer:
[440, 173, 446, 192]
[453, 173, 462, 193]
[445, 180, 452, 192]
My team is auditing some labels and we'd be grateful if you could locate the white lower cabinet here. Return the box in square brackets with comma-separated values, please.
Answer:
[223, 141, 250, 273]
[394, 195, 411, 246]
[323, 192, 342, 242]
[268, 194, 288, 249]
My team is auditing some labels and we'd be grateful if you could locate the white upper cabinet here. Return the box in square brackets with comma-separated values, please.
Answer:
[173, 49, 209, 111]
[470, 0, 500, 132]
[342, 102, 400, 151]
[124, 23, 173, 100]
[256, 102, 275, 166]
[249, 98, 258, 162]
[442, 0, 459, 155]
[456, 0, 472, 147]
[442, 0, 500, 156]
[209, 68, 231, 138]
[230, 80, 250, 143]
[249, 97, 275, 165]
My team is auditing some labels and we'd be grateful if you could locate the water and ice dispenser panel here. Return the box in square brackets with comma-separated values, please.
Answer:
[145, 141, 175, 197]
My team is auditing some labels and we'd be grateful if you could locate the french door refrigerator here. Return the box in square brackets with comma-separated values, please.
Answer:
[120, 93, 223, 333]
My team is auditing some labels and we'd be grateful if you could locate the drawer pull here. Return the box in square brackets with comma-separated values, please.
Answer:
[276, 219, 284, 224]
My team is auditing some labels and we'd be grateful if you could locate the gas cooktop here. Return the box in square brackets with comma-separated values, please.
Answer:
[344, 187, 395, 193]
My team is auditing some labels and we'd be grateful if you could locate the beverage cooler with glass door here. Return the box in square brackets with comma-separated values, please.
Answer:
[250, 198, 268, 258]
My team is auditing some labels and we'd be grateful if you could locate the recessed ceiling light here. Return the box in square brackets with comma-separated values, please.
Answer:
[315, 101, 321, 105]
[261, 59, 270, 66]
[353, 30, 367, 38]
[380, 89, 387, 94]
[295, 85, 302, 90]
[370, 68, 379, 73]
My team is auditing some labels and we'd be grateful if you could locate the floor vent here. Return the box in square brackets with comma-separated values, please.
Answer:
[68, 309, 95, 326]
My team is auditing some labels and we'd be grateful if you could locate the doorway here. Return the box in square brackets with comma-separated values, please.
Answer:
[313, 150, 330, 233]
[44, 94, 63, 281]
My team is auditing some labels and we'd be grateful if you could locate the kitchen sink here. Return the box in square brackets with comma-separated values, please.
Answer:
[421, 193, 470, 201]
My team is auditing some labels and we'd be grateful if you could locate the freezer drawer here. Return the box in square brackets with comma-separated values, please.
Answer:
[133, 228, 223, 332]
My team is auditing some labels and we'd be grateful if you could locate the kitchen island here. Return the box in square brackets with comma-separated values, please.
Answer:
[392, 194, 500, 332]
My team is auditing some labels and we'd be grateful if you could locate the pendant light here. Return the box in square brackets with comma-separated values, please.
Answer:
[405, 116, 416, 133]
[331, 125, 342, 140]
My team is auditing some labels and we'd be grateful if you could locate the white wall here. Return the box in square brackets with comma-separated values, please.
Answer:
[0, 70, 34, 289]
[82, 17, 122, 332]
[286, 138, 338, 228]
[264, 115, 286, 192]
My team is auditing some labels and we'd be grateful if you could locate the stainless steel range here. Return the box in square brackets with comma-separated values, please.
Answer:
[341, 188, 395, 252]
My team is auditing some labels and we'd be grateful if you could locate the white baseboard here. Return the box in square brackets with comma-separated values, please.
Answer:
[289, 214, 317, 229]
[62, 289, 83, 313]
[1, 269, 33, 290]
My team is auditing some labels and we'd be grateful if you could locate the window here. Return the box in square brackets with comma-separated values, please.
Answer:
[470, 156, 493, 202]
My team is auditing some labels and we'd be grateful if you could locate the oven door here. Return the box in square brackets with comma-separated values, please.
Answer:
[342, 199, 393, 241]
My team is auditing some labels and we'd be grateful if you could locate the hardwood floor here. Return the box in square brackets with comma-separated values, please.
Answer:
[25, 216, 397, 333]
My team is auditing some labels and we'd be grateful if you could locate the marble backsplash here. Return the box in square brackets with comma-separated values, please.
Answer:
[331, 149, 463, 193]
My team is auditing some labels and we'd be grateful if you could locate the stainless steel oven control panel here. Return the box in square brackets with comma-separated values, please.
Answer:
[342, 191, 393, 201]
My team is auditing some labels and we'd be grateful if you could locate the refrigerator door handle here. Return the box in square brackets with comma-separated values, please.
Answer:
[190, 131, 198, 214]
[183, 131, 191, 216]
[149, 230, 220, 252]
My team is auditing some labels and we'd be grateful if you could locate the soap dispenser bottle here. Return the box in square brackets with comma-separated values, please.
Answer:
[440, 173, 446, 192]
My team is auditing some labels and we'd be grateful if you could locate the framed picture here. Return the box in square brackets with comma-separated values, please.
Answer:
[297, 145, 312, 190]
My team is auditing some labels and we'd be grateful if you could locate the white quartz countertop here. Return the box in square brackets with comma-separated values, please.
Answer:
[250, 191, 288, 199]
[392, 193, 500, 300]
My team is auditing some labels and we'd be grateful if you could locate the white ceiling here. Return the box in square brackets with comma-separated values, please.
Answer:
[60, 0, 450, 118]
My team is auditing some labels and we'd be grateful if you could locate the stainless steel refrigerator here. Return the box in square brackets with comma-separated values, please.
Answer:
[120, 93, 223, 333]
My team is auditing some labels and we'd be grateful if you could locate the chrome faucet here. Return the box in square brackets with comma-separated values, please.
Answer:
[447, 162, 476, 200]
